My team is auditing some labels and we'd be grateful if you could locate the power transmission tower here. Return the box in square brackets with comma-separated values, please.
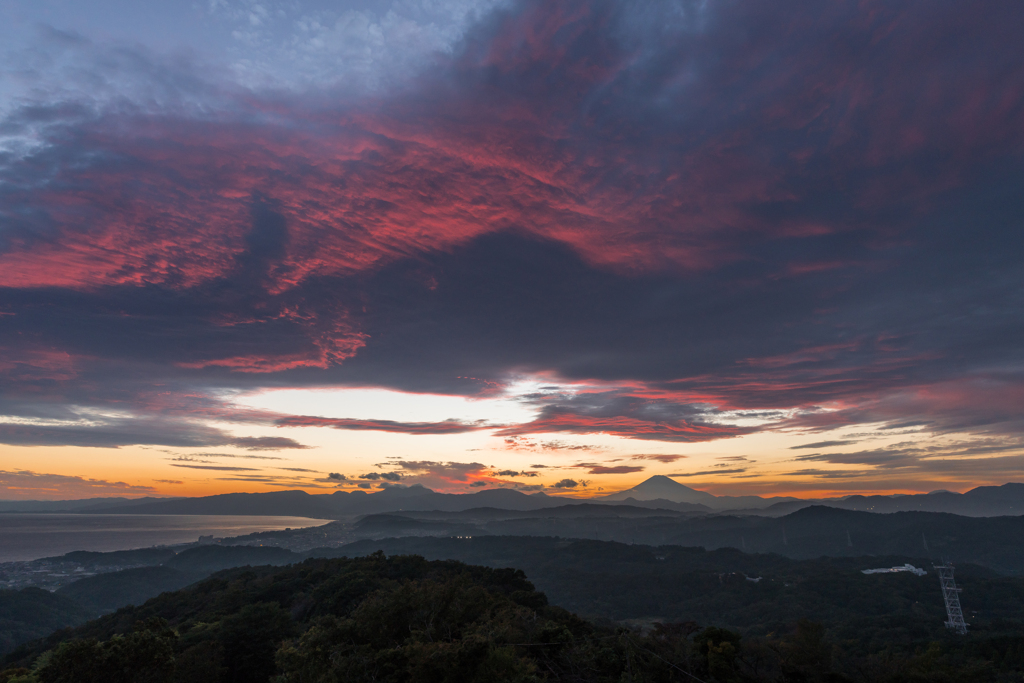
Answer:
[934, 563, 967, 635]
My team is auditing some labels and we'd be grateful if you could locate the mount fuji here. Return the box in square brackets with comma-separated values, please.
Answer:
[600, 475, 798, 510]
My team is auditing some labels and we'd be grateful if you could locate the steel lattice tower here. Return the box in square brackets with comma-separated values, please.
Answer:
[934, 563, 968, 635]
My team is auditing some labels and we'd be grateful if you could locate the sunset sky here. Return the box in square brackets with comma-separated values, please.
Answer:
[1, 0, 1022, 500]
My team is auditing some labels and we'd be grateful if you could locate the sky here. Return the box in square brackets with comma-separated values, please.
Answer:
[1, 0, 1023, 500]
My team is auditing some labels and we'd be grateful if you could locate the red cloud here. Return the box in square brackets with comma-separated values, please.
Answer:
[11, 0, 1014, 302]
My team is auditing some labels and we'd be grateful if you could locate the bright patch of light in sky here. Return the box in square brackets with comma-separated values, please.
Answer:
[238, 386, 538, 424]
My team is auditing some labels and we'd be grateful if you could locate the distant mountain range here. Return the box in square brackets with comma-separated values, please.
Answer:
[602, 476, 1024, 517]
[758, 483, 1024, 517]
[0, 497, 184, 513]
[600, 475, 800, 509]
[85, 487, 593, 518]
[2, 477, 1023, 518]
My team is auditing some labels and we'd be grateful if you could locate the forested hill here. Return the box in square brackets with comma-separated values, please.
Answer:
[4, 552, 1024, 683]
[4, 530, 1024, 661]
[352, 506, 1024, 574]
[328, 536, 1022, 629]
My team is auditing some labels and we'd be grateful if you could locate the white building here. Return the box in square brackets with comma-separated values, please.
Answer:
[861, 563, 927, 576]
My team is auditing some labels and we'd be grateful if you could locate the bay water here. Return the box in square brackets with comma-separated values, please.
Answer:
[0, 513, 331, 562]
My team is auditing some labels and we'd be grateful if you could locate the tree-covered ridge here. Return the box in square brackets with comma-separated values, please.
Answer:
[330, 537, 1024, 638]
[0, 589, 93, 658]
[2, 552, 1024, 682]
[342, 505, 1024, 575]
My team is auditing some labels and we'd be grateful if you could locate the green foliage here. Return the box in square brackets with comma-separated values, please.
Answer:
[328, 536, 1024, 646]
[164, 546, 296, 575]
[218, 603, 295, 683]
[0, 589, 92, 657]
[56, 567, 197, 616]
[0, 668, 31, 683]
[276, 577, 545, 683]
[35, 618, 175, 683]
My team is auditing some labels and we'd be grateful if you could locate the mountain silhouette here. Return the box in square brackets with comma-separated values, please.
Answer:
[600, 475, 719, 505]
[599, 475, 797, 510]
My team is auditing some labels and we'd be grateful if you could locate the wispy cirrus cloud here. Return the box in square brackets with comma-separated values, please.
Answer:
[631, 454, 687, 464]
[213, 474, 338, 488]
[789, 440, 860, 450]
[668, 468, 749, 478]
[581, 465, 645, 475]
[170, 464, 261, 471]
[189, 453, 286, 460]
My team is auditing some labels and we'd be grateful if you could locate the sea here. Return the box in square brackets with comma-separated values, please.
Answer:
[0, 514, 332, 562]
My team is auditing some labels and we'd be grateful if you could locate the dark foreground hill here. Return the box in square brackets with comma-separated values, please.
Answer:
[3, 501, 1023, 659]
[5, 552, 1024, 683]
[5, 523, 1024, 659]
[0, 545, 303, 657]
